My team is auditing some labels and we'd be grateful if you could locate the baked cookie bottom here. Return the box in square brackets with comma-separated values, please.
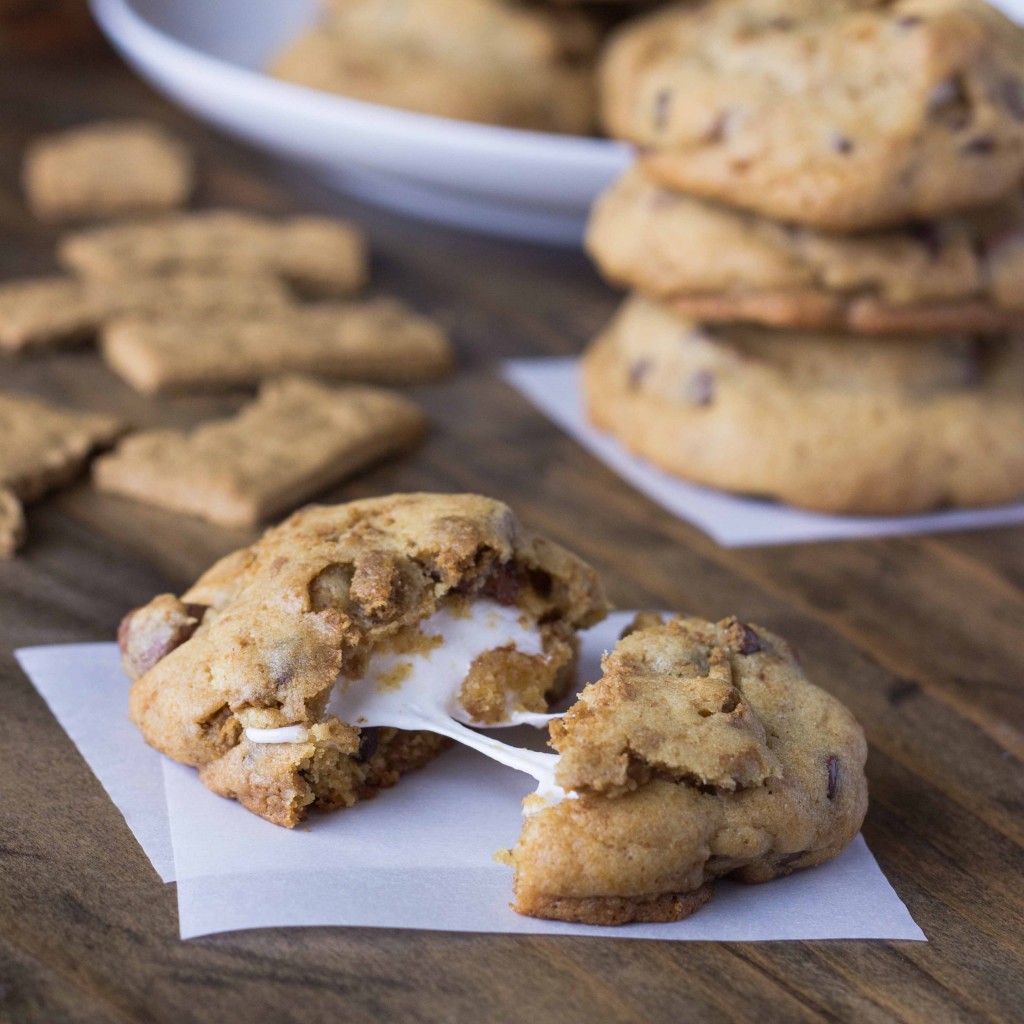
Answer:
[514, 881, 715, 926]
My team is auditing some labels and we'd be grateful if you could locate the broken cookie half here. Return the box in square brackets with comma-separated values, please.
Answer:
[507, 614, 868, 925]
[119, 493, 607, 827]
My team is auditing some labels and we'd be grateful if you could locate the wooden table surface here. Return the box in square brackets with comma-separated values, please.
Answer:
[1, 39, 1022, 1024]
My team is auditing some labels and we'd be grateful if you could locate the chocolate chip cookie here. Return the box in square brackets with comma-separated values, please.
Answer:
[271, 0, 598, 133]
[121, 494, 607, 827]
[601, 0, 1024, 229]
[510, 614, 868, 924]
[587, 167, 1024, 334]
[582, 295, 1024, 514]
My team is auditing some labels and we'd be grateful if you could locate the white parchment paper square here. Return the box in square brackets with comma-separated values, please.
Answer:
[16, 643, 175, 882]
[502, 359, 1024, 547]
[17, 615, 925, 942]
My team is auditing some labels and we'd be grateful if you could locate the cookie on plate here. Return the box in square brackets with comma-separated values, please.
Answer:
[601, 0, 1024, 230]
[587, 167, 1024, 334]
[582, 295, 1024, 514]
[23, 120, 194, 222]
[270, 0, 597, 133]
[120, 494, 608, 827]
[510, 614, 868, 924]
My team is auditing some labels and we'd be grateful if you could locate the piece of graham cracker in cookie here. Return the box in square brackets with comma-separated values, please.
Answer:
[93, 377, 426, 526]
[60, 209, 368, 297]
[100, 299, 453, 394]
[23, 120, 194, 223]
[0, 390, 125, 505]
[0, 489, 27, 558]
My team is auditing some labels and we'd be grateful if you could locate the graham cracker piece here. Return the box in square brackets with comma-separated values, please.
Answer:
[93, 377, 426, 526]
[0, 391, 125, 502]
[0, 277, 97, 353]
[60, 209, 369, 297]
[0, 273, 292, 354]
[100, 299, 453, 394]
[0, 490, 27, 559]
[88, 273, 292, 320]
[23, 120, 194, 222]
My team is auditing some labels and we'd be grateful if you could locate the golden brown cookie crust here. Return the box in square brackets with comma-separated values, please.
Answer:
[582, 295, 1024, 515]
[511, 615, 868, 924]
[121, 494, 608, 827]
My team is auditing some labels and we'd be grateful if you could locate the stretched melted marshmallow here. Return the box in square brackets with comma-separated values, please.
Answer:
[244, 599, 567, 803]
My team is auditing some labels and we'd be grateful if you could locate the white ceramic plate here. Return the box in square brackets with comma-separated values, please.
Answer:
[89, 0, 632, 245]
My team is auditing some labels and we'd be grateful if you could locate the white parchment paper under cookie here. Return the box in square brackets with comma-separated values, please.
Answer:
[16, 614, 925, 942]
[502, 359, 1024, 547]
[16, 643, 175, 882]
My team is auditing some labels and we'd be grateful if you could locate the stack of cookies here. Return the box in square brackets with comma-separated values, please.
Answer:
[583, 0, 1024, 515]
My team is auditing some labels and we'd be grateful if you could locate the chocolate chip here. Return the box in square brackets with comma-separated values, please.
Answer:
[118, 599, 205, 680]
[653, 89, 671, 130]
[907, 221, 944, 260]
[356, 726, 379, 762]
[830, 132, 854, 155]
[480, 562, 520, 606]
[702, 110, 732, 144]
[826, 756, 840, 800]
[1004, 79, 1024, 121]
[629, 359, 652, 388]
[929, 77, 971, 131]
[720, 691, 740, 714]
[688, 371, 715, 406]
[963, 136, 996, 155]
[736, 623, 762, 655]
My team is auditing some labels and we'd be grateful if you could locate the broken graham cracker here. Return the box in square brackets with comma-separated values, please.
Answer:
[23, 120, 194, 223]
[88, 273, 292, 321]
[93, 377, 426, 526]
[0, 277, 96, 353]
[0, 490, 27, 559]
[60, 209, 369, 297]
[0, 273, 291, 354]
[0, 391, 125, 554]
[100, 299, 454, 394]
